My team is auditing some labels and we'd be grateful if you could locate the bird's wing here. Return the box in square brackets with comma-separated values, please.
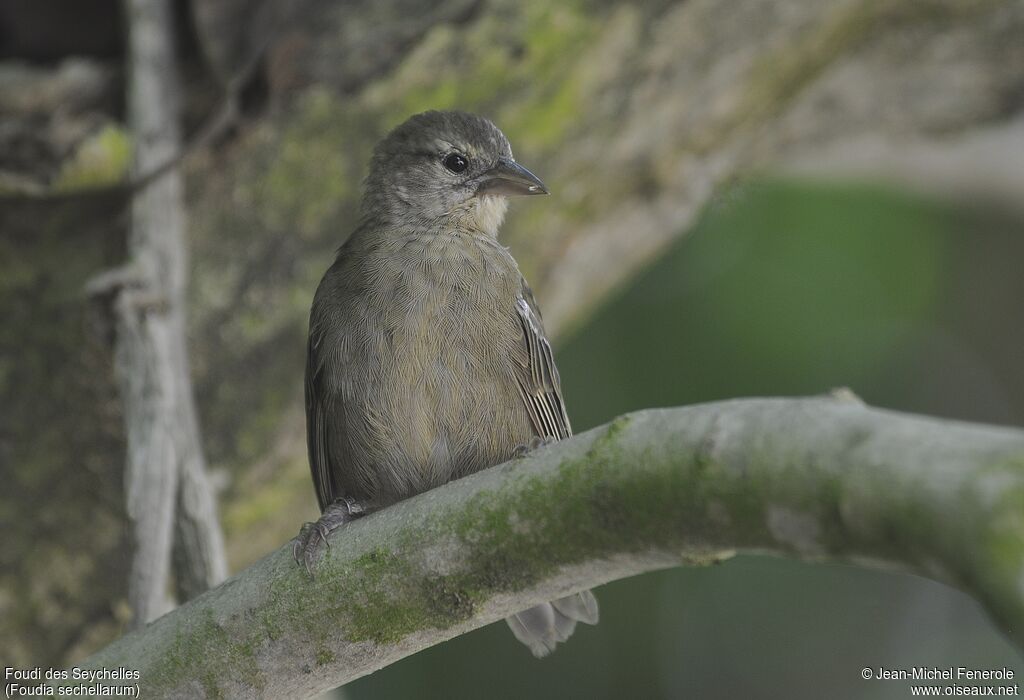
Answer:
[305, 327, 338, 512]
[512, 282, 572, 441]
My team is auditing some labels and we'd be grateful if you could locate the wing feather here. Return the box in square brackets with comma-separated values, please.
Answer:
[306, 324, 338, 512]
[513, 284, 572, 441]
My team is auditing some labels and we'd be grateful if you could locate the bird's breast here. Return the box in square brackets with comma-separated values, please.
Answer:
[349, 232, 532, 501]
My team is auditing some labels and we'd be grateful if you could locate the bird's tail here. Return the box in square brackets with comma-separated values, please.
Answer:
[505, 590, 599, 658]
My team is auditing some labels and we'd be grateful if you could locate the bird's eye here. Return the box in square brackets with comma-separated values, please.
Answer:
[443, 153, 469, 173]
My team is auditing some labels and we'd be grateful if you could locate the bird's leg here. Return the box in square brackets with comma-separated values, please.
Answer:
[513, 435, 556, 459]
[292, 497, 368, 576]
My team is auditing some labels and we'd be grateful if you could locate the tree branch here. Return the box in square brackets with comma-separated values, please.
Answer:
[77, 398, 1024, 698]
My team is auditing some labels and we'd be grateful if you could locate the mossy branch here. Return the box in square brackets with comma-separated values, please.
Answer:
[77, 397, 1024, 699]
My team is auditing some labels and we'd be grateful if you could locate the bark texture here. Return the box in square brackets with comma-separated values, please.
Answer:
[78, 398, 1024, 698]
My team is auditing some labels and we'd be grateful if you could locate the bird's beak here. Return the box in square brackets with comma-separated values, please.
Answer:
[476, 158, 549, 197]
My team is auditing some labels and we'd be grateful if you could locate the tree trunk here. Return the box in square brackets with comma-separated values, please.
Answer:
[117, 0, 226, 627]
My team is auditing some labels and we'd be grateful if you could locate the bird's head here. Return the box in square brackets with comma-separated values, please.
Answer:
[362, 110, 548, 236]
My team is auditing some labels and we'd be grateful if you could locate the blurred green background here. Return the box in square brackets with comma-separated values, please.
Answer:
[344, 179, 1024, 699]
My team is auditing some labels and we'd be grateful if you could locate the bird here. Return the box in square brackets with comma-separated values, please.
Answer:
[292, 110, 598, 657]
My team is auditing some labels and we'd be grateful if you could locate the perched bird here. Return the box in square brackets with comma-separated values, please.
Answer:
[292, 110, 598, 657]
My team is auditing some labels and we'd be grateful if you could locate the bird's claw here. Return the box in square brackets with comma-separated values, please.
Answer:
[513, 436, 555, 459]
[291, 497, 367, 577]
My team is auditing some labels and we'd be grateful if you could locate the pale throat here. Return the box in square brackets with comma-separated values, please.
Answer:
[448, 194, 509, 237]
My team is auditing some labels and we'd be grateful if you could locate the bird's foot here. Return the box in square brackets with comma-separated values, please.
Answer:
[292, 497, 366, 576]
[513, 436, 556, 459]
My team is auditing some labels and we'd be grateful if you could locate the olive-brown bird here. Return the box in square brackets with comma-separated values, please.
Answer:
[292, 110, 598, 657]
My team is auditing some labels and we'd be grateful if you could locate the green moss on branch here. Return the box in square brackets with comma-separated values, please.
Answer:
[78, 398, 1024, 699]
